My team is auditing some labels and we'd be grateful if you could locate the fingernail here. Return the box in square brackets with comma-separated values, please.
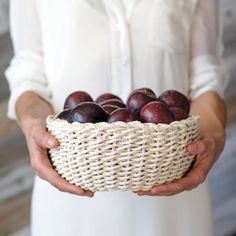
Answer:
[151, 187, 163, 194]
[77, 189, 85, 195]
[48, 139, 56, 147]
[151, 189, 156, 194]
[151, 188, 158, 194]
[188, 144, 195, 154]
[88, 192, 94, 198]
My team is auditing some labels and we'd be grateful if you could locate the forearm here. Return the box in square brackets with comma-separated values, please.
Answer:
[190, 91, 227, 153]
[191, 91, 226, 126]
[16, 91, 54, 132]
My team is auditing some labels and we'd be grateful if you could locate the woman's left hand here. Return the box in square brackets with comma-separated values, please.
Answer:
[135, 91, 227, 197]
[135, 134, 222, 196]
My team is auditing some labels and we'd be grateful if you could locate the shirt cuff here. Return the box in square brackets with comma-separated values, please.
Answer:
[5, 50, 52, 119]
[190, 55, 229, 100]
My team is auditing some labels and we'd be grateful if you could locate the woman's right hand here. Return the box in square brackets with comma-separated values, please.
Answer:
[22, 117, 94, 197]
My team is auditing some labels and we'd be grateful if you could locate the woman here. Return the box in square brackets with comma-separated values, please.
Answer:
[6, 0, 228, 235]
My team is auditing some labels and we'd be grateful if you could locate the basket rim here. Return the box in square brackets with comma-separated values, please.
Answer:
[46, 114, 199, 129]
[47, 115, 199, 191]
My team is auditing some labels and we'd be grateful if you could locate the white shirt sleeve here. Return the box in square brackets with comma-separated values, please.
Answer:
[189, 0, 229, 99]
[5, 0, 52, 119]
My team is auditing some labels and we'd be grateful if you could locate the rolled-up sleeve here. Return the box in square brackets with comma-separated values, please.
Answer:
[5, 0, 51, 119]
[189, 0, 229, 99]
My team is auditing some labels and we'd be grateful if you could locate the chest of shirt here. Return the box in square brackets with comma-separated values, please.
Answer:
[36, 0, 198, 54]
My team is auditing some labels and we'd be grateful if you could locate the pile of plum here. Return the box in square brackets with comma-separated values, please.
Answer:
[57, 88, 190, 124]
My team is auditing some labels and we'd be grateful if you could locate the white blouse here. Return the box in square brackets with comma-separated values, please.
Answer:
[6, 0, 228, 119]
[5, 1, 228, 235]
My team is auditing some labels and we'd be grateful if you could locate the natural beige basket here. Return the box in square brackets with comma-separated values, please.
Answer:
[46, 115, 199, 192]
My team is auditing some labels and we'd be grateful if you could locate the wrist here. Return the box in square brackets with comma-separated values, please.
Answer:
[20, 115, 44, 134]
[190, 93, 227, 157]
[16, 91, 54, 134]
[190, 91, 227, 128]
[198, 114, 226, 158]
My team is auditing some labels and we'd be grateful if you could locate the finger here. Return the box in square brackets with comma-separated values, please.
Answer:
[187, 140, 206, 155]
[135, 190, 150, 196]
[185, 184, 198, 191]
[151, 168, 205, 195]
[40, 162, 94, 197]
[84, 190, 95, 197]
[30, 141, 94, 197]
[135, 189, 177, 197]
[135, 190, 154, 196]
[31, 125, 59, 149]
[38, 161, 90, 196]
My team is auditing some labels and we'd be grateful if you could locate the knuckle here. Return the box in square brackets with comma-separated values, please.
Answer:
[30, 127, 49, 147]
[58, 187, 66, 193]
[211, 140, 216, 151]
[194, 172, 206, 185]
[207, 137, 216, 151]
[30, 158, 38, 171]
[30, 156, 43, 173]
[29, 129, 35, 138]
[200, 142, 206, 152]
[199, 173, 206, 184]
[165, 192, 175, 196]
[30, 125, 40, 137]
[193, 176, 200, 185]
[175, 183, 184, 193]
[186, 188, 192, 191]
[40, 136, 49, 147]
[50, 177, 67, 193]
[35, 172, 46, 181]
[69, 190, 81, 195]
[186, 185, 198, 191]
[194, 183, 200, 190]
[50, 180, 64, 192]
[34, 170, 41, 177]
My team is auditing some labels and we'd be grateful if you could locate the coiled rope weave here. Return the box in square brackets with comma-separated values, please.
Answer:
[47, 115, 199, 192]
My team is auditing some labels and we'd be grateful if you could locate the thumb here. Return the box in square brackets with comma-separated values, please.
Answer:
[187, 139, 206, 155]
[31, 125, 59, 149]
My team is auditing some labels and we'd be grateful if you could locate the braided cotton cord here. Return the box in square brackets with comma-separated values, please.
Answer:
[47, 115, 199, 192]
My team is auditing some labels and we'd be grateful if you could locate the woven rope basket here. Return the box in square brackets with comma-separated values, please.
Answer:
[47, 115, 199, 192]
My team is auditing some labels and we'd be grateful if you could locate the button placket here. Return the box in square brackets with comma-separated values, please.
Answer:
[104, 0, 134, 100]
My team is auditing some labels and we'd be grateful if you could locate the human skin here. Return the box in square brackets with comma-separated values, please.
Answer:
[15, 91, 94, 197]
[16, 91, 226, 197]
[135, 91, 227, 196]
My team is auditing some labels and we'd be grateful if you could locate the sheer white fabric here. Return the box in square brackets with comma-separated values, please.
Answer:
[190, 0, 229, 98]
[6, 0, 52, 116]
[6, 0, 228, 119]
[5, 0, 228, 235]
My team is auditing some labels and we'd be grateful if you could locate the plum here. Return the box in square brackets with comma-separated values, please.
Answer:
[100, 99, 126, 108]
[170, 107, 188, 121]
[70, 102, 107, 123]
[127, 87, 157, 100]
[126, 92, 155, 117]
[57, 109, 72, 122]
[64, 91, 93, 110]
[107, 108, 136, 123]
[95, 93, 123, 104]
[102, 105, 120, 115]
[140, 101, 175, 124]
[158, 90, 190, 114]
